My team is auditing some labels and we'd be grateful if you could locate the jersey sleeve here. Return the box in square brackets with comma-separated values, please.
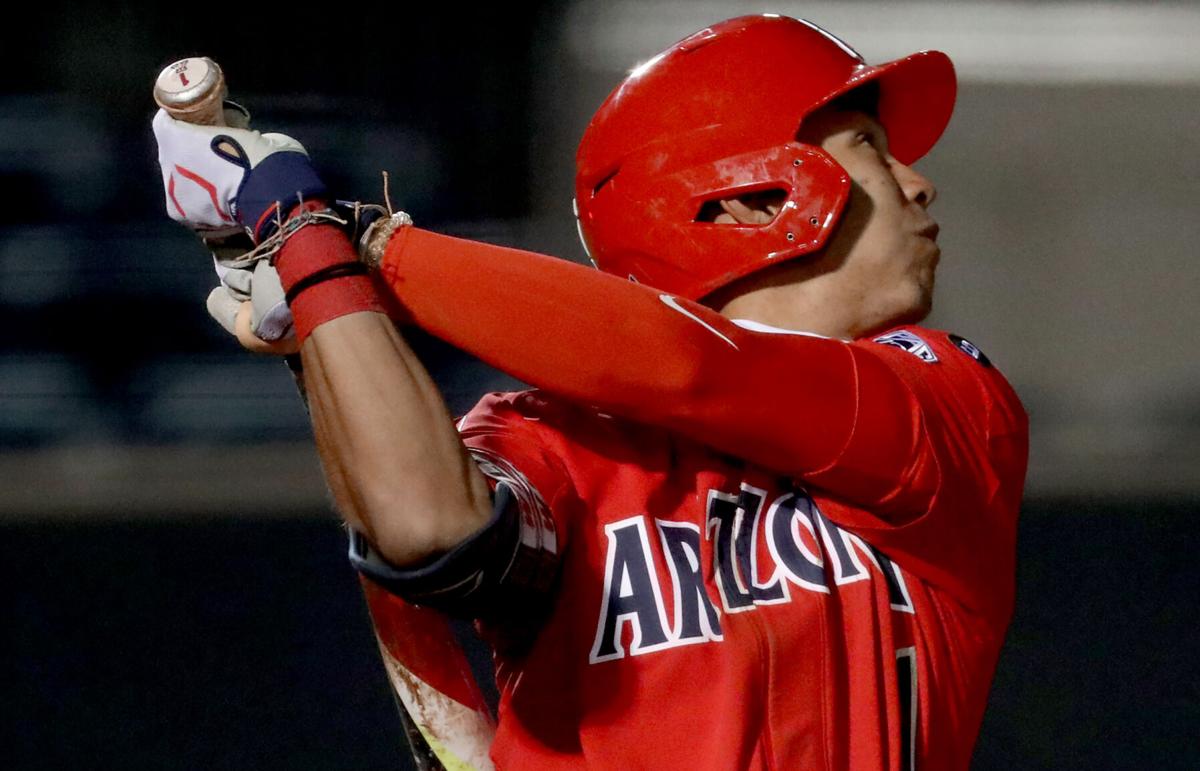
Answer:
[804, 327, 1028, 520]
[810, 328, 1029, 617]
[456, 391, 580, 580]
[457, 393, 585, 648]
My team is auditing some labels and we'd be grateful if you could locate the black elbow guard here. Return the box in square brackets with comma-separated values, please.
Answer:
[347, 483, 554, 619]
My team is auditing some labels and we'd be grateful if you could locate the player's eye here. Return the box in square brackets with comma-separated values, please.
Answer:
[855, 132, 887, 159]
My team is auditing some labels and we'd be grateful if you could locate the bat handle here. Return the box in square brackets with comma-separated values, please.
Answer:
[154, 56, 227, 126]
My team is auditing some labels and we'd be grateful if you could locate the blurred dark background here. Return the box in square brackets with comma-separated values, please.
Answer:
[2, 1, 1197, 768]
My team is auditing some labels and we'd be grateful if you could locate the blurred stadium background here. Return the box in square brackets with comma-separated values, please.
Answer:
[2, 1, 1196, 768]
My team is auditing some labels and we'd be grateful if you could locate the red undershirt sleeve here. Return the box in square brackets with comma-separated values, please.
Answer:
[377, 227, 1006, 522]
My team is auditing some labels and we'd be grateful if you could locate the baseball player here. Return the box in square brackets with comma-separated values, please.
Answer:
[153, 15, 1027, 770]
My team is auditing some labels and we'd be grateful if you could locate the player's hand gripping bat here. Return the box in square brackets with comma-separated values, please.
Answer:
[153, 57, 498, 771]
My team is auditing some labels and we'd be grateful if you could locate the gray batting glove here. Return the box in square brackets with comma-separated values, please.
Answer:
[206, 256, 298, 355]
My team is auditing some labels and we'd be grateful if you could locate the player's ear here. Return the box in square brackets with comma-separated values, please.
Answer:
[698, 191, 786, 225]
[720, 199, 749, 223]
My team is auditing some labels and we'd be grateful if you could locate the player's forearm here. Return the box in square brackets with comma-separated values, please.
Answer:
[279, 225, 492, 567]
[301, 312, 493, 566]
[304, 309, 496, 564]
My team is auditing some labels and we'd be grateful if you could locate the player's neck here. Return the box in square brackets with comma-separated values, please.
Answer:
[713, 276, 861, 340]
[711, 269, 929, 341]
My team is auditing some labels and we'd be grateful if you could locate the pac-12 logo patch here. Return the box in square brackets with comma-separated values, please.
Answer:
[873, 330, 938, 363]
[948, 334, 992, 367]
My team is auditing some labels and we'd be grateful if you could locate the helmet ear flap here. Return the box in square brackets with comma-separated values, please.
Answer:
[583, 142, 852, 301]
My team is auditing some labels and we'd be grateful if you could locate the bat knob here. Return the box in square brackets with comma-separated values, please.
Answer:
[154, 56, 227, 126]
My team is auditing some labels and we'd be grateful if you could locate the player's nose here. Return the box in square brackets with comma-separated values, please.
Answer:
[894, 161, 937, 208]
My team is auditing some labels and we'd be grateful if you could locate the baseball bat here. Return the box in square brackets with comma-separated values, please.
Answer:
[153, 57, 497, 771]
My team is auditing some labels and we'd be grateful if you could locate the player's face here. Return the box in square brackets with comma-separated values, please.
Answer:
[706, 106, 941, 338]
[798, 106, 942, 334]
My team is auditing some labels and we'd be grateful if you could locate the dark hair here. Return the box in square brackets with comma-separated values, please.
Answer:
[823, 81, 880, 116]
[795, 81, 879, 140]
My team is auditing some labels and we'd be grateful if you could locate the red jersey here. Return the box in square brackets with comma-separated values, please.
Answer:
[361, 229, 1027, 769]
[456, 325, 1027, 770]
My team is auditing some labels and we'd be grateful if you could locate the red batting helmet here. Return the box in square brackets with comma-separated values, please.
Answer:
[574, 15, 956, 301]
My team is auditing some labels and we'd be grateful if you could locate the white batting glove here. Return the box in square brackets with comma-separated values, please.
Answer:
[151, 108, 327, 243]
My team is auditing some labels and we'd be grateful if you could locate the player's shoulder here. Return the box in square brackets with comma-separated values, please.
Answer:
[864, 324, 1026, 424]
[862, 325, 995, 370]
[861, 324, 1018, 383]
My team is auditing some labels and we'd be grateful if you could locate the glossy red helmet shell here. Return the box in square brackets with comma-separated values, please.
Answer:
[574, 15, 957, 301]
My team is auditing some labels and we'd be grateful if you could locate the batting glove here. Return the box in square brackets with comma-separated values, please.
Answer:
[154, 107, 334, 353]
[151, 108, 327, 243]
[204, 256, 298, 353]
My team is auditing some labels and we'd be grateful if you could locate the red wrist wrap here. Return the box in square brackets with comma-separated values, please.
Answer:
[275, 203, 392, 343]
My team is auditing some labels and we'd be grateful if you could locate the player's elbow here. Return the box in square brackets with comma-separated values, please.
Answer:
[351, 486, 491, 569]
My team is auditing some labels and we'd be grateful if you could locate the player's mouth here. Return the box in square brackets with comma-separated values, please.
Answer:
[917, 222, 940, 242]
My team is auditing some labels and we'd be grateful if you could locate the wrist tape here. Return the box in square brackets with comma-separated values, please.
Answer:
[274, 201, 390, 343]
